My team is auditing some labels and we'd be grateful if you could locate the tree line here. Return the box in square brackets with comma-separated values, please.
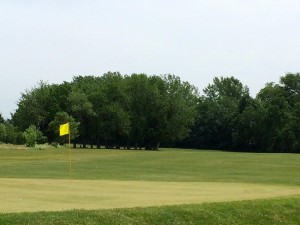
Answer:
[1, 72, 300, 153]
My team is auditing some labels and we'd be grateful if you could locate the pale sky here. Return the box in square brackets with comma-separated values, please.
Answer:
[1, 0, 300, 119]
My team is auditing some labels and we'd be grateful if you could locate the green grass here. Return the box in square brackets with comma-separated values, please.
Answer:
[1, 196, 300, 225]
[0, 147, 299, 185]
[1, 146, 300, 224]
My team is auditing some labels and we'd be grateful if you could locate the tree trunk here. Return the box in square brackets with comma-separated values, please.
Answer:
[73, 139, 76, 148]
[96, 138, 101, 149]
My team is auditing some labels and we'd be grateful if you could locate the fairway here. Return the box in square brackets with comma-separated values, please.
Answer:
[1, 148, 300, 213]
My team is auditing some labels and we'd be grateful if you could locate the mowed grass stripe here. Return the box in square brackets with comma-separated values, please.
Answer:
[1, 148, 300, 185]
[1, 178, 300, 213]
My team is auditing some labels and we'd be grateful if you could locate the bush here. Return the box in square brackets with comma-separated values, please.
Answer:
[23, 125, 47, 148]
[4, 122, 25, 145]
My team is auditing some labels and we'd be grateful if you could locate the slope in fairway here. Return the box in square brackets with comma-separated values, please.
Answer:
[1, 178, 300, 213]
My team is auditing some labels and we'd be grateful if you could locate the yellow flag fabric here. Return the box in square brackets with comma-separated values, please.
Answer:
[59, 122, 70, 136]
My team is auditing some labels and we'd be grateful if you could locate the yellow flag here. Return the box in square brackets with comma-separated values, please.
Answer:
[59, 122, 70, 136]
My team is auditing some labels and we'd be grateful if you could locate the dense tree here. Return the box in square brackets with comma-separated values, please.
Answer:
[0, 113, 4, 123]
[232, 99, 266, 151]
[8, 72, 300, 152]
[190, 77, 250, 150]
[280, 73, 300, 105]
[68, 90, 94, 148]
[0, 123, 6, 142]
[204, 76, 249, 101]
[98, 72, 131, 148]
[256, 83, 289, 152]
[189, 73, 300, 152]
[12, 82, 59, 132]
[48, 112, 80, 145]
[162, 75, 198, 145]
[3, 122, 24, 144]
[125, 74, 150, 149]
[12, 81, 72, 139]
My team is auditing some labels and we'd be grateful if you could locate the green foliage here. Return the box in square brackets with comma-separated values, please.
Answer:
[125, 74, 149, 148]
[185, 73, 300, 152]
[23, 125, 46, 147]
[203, 76, 249, 100]
[48, 112, 80, 144]
[0, 123, 6, 142]
[9, 72, 198, 150]
[162, 75, 199, 144]
[190, 76, 251, 150]
[0, 113, 4, 123]
[23, 125, 37, 147]
[13, 82, 51, 131]
[280, 72, 300, 105]
[4, 122, 24, 145]
[9, 72, 300, 152]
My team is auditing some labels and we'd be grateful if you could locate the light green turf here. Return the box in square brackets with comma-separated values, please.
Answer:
[1, 178, 299, 213]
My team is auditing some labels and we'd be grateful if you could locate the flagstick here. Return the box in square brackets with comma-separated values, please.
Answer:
[69, 132, 71, 178]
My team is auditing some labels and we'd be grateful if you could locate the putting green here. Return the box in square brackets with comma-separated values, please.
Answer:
[1, 178, 300, 213]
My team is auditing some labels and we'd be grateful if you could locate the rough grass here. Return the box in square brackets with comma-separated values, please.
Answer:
[1, 196, 300, 225]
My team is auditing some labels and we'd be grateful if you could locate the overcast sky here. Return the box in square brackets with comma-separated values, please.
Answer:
[1, 0, 300, 119]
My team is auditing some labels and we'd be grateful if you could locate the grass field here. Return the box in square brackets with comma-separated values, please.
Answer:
[0, 146, 300, 224]
[1, 197, 300, 225]
[1, 147, 299, 185]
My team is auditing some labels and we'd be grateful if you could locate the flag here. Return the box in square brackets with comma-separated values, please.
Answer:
[60, 122, 70, 136]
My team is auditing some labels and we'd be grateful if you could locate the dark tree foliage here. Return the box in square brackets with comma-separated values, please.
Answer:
[0, 113, 4, 123]
[186, 77, 251, 150]
[11, 72, 198, 150]
[48, 112, 80, 145]
[184, 74, 300, 153]
[9, 72, 300, 152]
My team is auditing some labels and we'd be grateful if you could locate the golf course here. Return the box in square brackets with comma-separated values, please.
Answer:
[0, 145, 299, 224]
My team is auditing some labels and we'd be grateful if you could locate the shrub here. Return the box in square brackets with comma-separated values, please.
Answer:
[23, 125, 47, 148]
